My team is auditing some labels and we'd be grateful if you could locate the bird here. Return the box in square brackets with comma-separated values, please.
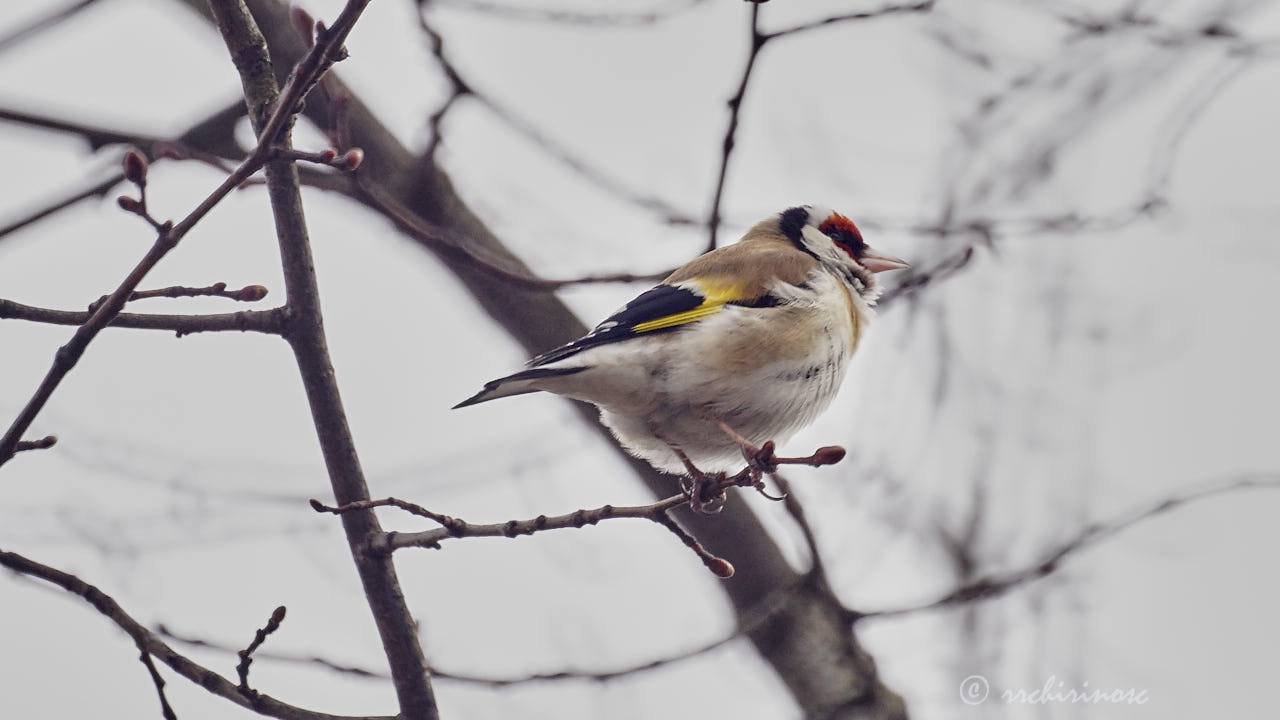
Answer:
[455, 205, 907, 487]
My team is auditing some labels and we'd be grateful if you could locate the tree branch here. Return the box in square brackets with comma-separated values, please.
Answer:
[138, 649, 180, 720]
[0, 298, 284, 335]
[0, 1, 103, 53]
[310, 493, 735, 578]
[0, 547, 394, 720]
[854, 473, 1280, 622]
[705, 2, 762, 252]
[204, 1, 439, 717]
[171, 2, 909, 715]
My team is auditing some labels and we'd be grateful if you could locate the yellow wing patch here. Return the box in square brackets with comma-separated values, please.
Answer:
[630, 280, 748, 334]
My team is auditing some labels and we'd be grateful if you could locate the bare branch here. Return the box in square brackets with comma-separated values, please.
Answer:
[0, 106, 164, 151]
[0, 173, 124, 242]
[705, 2, 762, 252]
[311, 494, 732, 577]
[0, 0, 365, 469]
[123, 283, 270, 305]
[763, 0, 936, 40]
[415, 5, 699, 226]
[162, 578, 810, 687]
[237, 606, 288, 692]
[205, 1, 439, 717]
[856, 473, 1280, 621]
[433, 0, 705, 26]
[138, 650, 179, 720]
[13, 435, 57, 453]
[0, 547, 394, 720]
[351, 174, 670, 289]
[0, 297, 284, 336]
[159, 624, 389, 680]
[0, 0, 105, 53]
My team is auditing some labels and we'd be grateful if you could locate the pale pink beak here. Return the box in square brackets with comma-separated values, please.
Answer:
[861, 247, 910, 274]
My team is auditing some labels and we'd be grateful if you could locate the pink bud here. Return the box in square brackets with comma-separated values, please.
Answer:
[123, 149, 148, 185]
[709, 558, 736, 578]
[813, 446, 846, 466]
[340, 148, 364, 171]
[236, 285, 269, 302]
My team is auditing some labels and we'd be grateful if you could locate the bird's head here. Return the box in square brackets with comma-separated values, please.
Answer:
[777, 205, 908, 302]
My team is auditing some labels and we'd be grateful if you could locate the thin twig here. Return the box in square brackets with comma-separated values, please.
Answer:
[853, 473, 1280, 622]
[159, 576, 808, 687]
[0, 547, 394, 720]
[415, 5, 698, 226]
[352, 174, 670, 289]
[311, 491, 743, 576]
[770, 473, 829, 582]
[0, 298, 284, 336]
[13, 435, 57, 453]
[0, 0, 104, 53]
[83, 283, 271, 311]
[138, 649, 179, 720]
[0, 0, 364, 469]
[435, 0, 705, 26]
[705, 2, 763, 253]
[763, 0, 937, 40]
[237, 606, 288, 692]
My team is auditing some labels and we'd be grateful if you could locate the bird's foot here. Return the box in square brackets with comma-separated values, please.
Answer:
[687, 471, 728, 515]
[673, 448, 728, 515]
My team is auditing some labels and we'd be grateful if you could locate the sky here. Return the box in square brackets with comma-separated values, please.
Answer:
[2, 0, 1280, 719]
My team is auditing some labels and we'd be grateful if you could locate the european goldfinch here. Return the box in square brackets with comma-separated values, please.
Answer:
[455, 205, 907, 477]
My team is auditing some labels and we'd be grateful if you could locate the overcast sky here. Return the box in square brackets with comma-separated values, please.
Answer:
[2, 1, 1279, 718]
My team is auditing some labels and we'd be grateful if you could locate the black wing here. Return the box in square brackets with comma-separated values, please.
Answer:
[529, 282, 786, 367]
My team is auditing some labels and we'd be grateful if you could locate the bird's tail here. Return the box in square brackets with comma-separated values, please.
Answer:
[452, 366, 588, 409]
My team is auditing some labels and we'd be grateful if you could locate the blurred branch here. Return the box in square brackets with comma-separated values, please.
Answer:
[854, 473, 1280, 622]
[351, 172, 670, 289]
[0, 101, 246, 243]
[763, 0, 936, 40]
[161, 573, 814, 688]
[0, 547, 394, 720]
[432, 0, 705, 26]
[0, 106, 163, 150]
[159, 624, 391, 680]
[0, 0, 106, 54]
[415, 4, 699, 226]
[0, 297, 284, 335]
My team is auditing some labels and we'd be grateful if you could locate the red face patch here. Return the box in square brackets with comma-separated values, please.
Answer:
[817, 212, 866, 259]
[818, 213, 862, 241]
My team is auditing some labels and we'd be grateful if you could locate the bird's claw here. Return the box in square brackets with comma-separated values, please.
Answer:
[686, 471, 727, 515]
[751, 478, 788, 502]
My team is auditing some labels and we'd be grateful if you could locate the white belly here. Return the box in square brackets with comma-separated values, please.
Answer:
[552, 272, 864, 474]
